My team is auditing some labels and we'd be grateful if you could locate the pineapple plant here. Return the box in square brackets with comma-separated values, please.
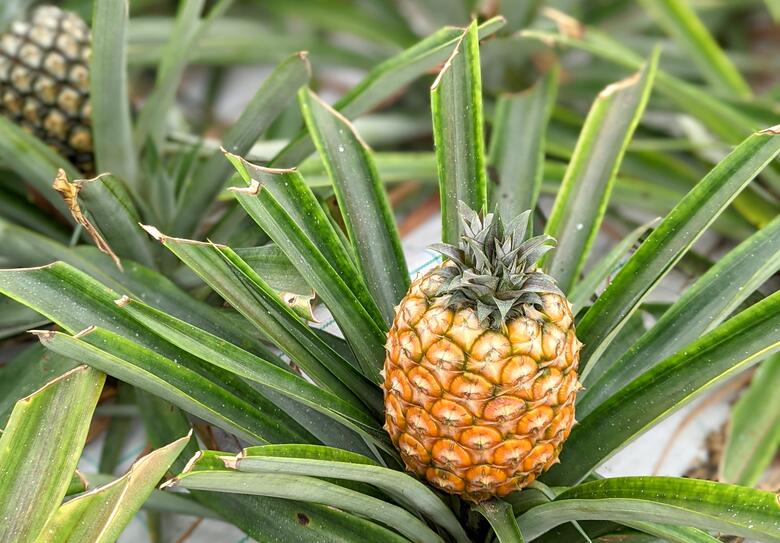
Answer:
[0, 2, 779, 542]
[384, 205, 581, 501]
[0, 5, 93, 174]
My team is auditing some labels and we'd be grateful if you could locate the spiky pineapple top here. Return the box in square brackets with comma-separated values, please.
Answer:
[0, 5, 93, 174]
[430, 203, 562, 329]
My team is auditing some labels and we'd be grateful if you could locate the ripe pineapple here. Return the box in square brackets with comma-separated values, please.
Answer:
[383, 204, 581, 502]
[0, 5, 93, 174]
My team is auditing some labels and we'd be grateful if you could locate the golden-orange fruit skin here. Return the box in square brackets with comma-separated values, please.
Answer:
[383, 265, 581, 502]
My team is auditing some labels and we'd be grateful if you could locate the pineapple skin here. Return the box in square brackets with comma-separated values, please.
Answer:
[383, 265, 581, 502]
[0, 6, 93, 174]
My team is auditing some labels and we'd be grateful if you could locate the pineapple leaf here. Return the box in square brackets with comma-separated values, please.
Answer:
[720, 353, 780, 487]
[432, 20, 489, 244]
[0, 366, 104, 542]
[271, 16, 505, 168]
[226, 156, 388, 380]
[172, 51, 311, 237]
[579, 213, 780, 417]
[299, 88, 409, 325]
[488, 66, 558, 221]
[37, 433, 190, 543]
[115, 296, 391, 452]
[145, 231, 382, 410]
[0, 116, 78, 218]
[234, 245, 311, 296]
[548, 289, 780, 485]
[225, 445, 469, 542]
[544, 49, 658, 293]
[521, 16, 757, 144]
[473, 499, 525, 543]
[133, 0, 233, 150]
[91, 0, 137, 186]
[517, 477, 780, 541]
[576, 128, 780, 377]
[168, 468, 442, 543]
[639, 0, 751, 98]
[35, 327, 308, 444]
[568, 219, 657, 313]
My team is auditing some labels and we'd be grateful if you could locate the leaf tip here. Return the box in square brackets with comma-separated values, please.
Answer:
[542, 7, 584, 39]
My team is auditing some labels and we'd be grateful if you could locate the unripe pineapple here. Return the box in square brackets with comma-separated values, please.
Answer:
[383, 204, 582, 502]
[0, 5, 93, 174]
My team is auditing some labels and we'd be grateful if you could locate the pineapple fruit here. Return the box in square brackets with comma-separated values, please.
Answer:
[0, 5, 93, 173]
[383, 204, 581, 502]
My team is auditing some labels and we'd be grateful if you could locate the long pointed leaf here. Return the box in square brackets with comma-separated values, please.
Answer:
[544, 51, 658, 293]
[91, 0, 136, 185]
[168, 468, 443, 543]
[579, 213, 780, 415]
[488, 67, 558, 219]
[142, 229, 381, 410]
[226, 445, 469, 543]
[299, 88, 408, 324]
[517, 477, 780, 541]
[37, 434, 190, 543]
[474, 500, 525, 543]
[116, 297, 390, 450]
[720, 353, 780, 487]
[546, 289, 780, 485]
[270, 16, 505, 167]
[172, 52, 310, 236]
[35, 327, 309, 445]
[639, 0, 751, 98]
[576, 128, 780, 376]
[0, 366, 104, 542]
[432, 20, 488, 243]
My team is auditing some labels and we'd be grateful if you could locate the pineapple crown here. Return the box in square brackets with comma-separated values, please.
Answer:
[429, 202, 562, 328]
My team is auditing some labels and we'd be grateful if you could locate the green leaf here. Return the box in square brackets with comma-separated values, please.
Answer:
[225, 445, 469, 543]
[517, 477, 780, 542]
[0, 117, 77, 217]
[0, 258, 313, 444]
[546, 289, 780, 485]
[35, 327, 309, 445]
[431, 20, 488, 244]
[116, 297, 391, 451]
[720, 353, 780, 487]
[576, 128, 780, 376]
[234, 245, 310, 296]
[0, 366, 105, 542]
[488, 67, 558, 220]
[0, 345, 78, 426]
[639, 0, 751, 98]
[521, 20, 759, 144]
[474, 500, 525, 543]
[134, 0, 232, 149]
[299, 88, 408, 324]
[136, 397, 396, 543]
[142, 230, 381, 411]
[90, 0, 137, 185]
[568, 220, 656, 313]
[270, 16, 505, 168]
[544, 51, 658, 293]
[226, 155, 388, 381]
[0, 296, 49, 340]
[766, 0, 780, 22]
[61, 173, 157, 268]
[579, 212, 780, 415]
[172, 52, 311, 237]
[168, 464, 444, 543]
[36, 434, 190, 543]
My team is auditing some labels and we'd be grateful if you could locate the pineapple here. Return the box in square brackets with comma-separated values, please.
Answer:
[0, 5, 93, 174]
[383, 204, 581, 502]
